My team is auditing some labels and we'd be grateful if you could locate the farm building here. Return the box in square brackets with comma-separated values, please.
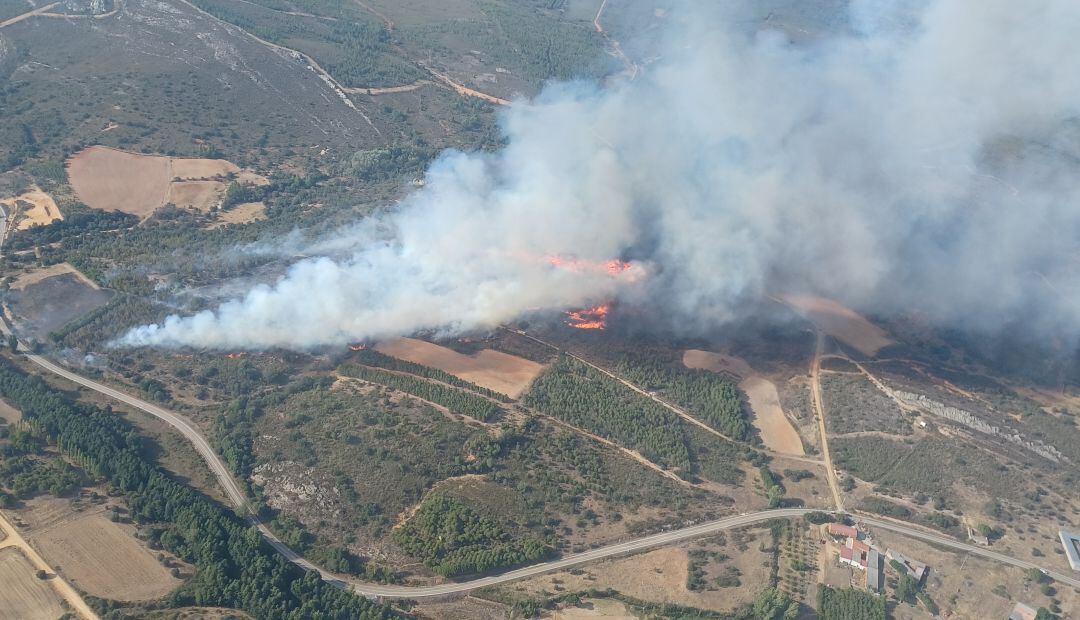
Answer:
[885, 548, 928, 583]
[866, 549, 883, 593]
[828, 523, 858, 539]
[1059, 530, 1080, 571]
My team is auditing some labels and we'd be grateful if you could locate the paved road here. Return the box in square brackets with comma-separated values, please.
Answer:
[0, 510, 100, 619]
[19, 351, 1080, 599]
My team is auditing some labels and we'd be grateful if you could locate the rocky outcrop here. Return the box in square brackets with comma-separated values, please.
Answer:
[892, 391, 1064, 463]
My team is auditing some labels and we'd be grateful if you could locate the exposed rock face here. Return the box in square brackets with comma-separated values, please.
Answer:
[892, 391, 1064, 463]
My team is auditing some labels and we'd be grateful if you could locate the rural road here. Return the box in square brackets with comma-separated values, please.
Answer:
[0, 510, 101, 619]
[0, 2, 60, 28]
[809, 330, 845, 511]
[16, 350, 1080, 599]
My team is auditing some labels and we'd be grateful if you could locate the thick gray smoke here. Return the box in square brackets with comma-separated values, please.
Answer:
[122, 0, 1080, 349]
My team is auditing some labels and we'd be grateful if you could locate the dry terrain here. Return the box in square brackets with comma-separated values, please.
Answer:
[67, 146, 267, 218]
[31, 510, 181, 601]
[0, 187, 62, 230]
[551, 598, 636, 618]
[683, 349, 804, 455]
[0, 547, 67, 620]
[779, 294, 894, 356]
[0, 398, 22, 424]
[499, 530, 772, 613]
[6, 264, 112, 339]
[376, 337, 544, 398]
[211, 202, 267, 227]
[68, 146, 172, 217]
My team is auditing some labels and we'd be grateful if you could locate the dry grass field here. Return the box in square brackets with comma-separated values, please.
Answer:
[67, 146, 267, 218]
[32, 510, 181, 601]
[501, 530, 772, 613]
[552, 598, 636, 618]
[683, 350, 804, 455]
[211, 202, 267, 227]
[0, 547, 66, 620]
[742, 376, 805, 455]
[9, 262, 100, 291]
[166, 180, 227, 211]
[0, 187, 62, 230]
[68, 146, 172, 217]
[375, 337, 544, 398]
[780, 294, 894, 356]
[0, 398, 21, 424]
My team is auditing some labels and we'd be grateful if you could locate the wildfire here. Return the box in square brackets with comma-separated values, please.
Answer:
[565, 304, 611, 330]
[225, 352, 247, 359]
[546, 255, 635, 277]
[349, 343, 369, 351]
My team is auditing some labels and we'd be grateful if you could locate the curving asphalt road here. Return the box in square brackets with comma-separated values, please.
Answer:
[19, 351, 1080, 599]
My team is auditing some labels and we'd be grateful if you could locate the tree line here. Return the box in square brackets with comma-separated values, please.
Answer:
[0, 357, 395, 619]
[338, 363, 503, 422]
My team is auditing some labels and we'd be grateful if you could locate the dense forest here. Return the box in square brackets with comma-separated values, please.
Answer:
[0, 357, 395, 619]
[524, 355, 692, 473]
[393, 493, 550, 577]
[338, 362, 503, 422]
[615, 355, 751, 441]
[816, 585, 886, 620]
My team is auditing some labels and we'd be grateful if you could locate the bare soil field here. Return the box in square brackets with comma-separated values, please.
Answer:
[779, 294, 894, 356]
[742, 376, 805, 455]
[683, 350, 804, 455]
[376, 337, 544, 398]
[0, 398, 22, 424]
[0, 547, 66, 620]
[0, 187, 62, 230]
[166, 180, 227, 211]
[8, 262, 98, 291]
[552, 598, 635, 619]
[210, 202, 267, 227]
[67, 146, 267, 218]
[31, 510, 181, 601]
[68, 146, 172, 217]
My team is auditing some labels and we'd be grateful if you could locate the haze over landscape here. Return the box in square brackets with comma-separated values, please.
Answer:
[122, 0, 1080, 350]
[1, 1, 1079, 619]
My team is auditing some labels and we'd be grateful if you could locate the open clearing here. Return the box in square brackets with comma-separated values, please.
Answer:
[9, 262, 99, 291]
[0, 398, 21, 424]
[684, 350, 804, 455]
[553, 598, 635, 618]
[67, 146, 267, 218]
[779, 294, 893, 356]
[0, 187, 62, 230]
[375, 337, 544, 398]
[211, 202, 267, 227]
[32, 510, 181, 601]
[6, 263, 112, 339]
[0, 547, 66, 620]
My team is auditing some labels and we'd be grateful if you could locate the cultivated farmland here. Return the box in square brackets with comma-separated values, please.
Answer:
[0, 547, 66, 620]
[32, 510, 181, 601]
[375, 337, 544, 398]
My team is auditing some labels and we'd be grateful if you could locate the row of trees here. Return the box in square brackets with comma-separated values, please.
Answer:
[350, 348, 512, 402]
[393, 494, 550, 577]
[614, 356, 750, 441]
[338, 363, 503, 422]
[0, 358, 395, 619]
[524, 356, 692, 473]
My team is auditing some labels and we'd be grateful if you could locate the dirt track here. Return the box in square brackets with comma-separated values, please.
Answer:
[0, 2, 60, 28]
[0, 511, 99, 619]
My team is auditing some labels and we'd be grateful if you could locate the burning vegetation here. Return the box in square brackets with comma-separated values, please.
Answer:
[566, 303, 611, 330]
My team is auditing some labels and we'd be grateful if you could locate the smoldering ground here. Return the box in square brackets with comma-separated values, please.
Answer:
[121, 0, 1080, 350]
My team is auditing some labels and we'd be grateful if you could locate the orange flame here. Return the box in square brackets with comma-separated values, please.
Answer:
[546, 255, 634, 277]
[225, 352, 247, 359]
[566, 304, 611, 330]
[349, 344, 369, 351]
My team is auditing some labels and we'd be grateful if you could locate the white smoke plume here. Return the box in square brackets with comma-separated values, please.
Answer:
[122, 0, 1080, 350]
